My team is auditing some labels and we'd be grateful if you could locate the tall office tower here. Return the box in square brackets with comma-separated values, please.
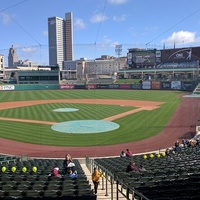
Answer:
[8, 45, 18, 67]
[48, 12, 73, 69]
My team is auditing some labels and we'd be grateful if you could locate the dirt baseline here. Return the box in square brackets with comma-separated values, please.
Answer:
[0, 99, 162, 124]
[0, 98, 198, 158]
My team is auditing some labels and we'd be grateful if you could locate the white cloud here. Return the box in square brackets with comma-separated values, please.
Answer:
[21, 47, 37, 53]
[74, 18, 86, 29]
[161, 31, 199, 45]
[90, 14, 108, 23]
[108, 0, 128, 4]
[0, 12, 11, 24]
[113, 14, 127, 21]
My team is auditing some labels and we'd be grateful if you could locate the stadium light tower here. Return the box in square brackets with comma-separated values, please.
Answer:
[115, 44, 122, 70]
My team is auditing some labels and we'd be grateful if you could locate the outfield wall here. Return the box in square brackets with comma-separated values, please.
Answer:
[0, 80, 197, 91]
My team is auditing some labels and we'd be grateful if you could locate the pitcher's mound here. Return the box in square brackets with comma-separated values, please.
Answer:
[53, 108, 79, 112]
[51, 120, 120, 134]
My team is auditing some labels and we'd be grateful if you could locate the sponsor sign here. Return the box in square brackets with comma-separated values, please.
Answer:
[156, 51, 161, 57]
[74, 85, 86, 89]
[108, 84, 120, 89]
[181, 81, 192, 91]
[60, 84, 75, 89]
[120, 84, 131, 89]
[86, 84, 96, 89]
[127, 53, 132, 59]
[161, 82, 171, 89]
[131, 84, 142, 89]
[151, 81, 161, 89]
[96, 84, 109, 89]
[160, 47, 200, 62]
[0, 85, 15, 91]
[142, 81, 151, 89]
[171, 81, 181, 90]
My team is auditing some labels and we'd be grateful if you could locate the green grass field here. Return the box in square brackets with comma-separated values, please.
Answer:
[0, 89, 183, 146]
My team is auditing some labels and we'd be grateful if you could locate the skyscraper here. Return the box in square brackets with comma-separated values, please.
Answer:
[8, 45, 18, 67]
[48, 12, 73, 69]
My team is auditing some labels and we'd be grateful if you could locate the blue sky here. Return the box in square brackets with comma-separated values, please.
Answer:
[1, 0, 200, 66]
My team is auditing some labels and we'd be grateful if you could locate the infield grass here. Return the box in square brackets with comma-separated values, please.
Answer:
[0, 89, 183, 146]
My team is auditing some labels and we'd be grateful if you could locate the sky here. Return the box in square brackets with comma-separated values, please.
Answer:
[1, 0, 200, 66]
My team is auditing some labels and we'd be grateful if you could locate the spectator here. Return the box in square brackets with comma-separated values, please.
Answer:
[182, 139, 188, 147]
[126, 149, 133, 157]
[175, 140, 180, 148]
[92, 167, 103, 194]
[126, 161, 138, 172]
[174, 140, 181, 152]
[66, 169, 78, 179]
[189, 139, 195, 147]
[138, 164, 147, 172]
[165, 148, 170, 156]
[63, 154, 75, 173]
[196, 138, 200, 146]
[120, 151, 126, 158]
[50, 167, 62, 178]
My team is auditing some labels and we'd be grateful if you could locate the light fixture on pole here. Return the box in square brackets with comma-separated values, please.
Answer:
[115, 44, 122, 71]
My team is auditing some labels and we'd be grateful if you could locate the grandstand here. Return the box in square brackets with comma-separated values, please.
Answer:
[87, 145, 200, 200]
[2, 143, 200, 200]
[0, 155, 96, 200]
[192, 83, 200, 95]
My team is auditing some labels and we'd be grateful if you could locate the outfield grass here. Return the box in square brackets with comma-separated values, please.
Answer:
[0, 89, 183, 146]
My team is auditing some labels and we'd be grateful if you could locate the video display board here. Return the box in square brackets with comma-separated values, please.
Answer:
[127, 49, 156, 68]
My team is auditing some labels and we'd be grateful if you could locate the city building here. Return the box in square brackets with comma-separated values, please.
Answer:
[8, 45, 18, 67]
[62, 55, 127, 82]
[0, 54, 4, 80]
[48, 12, 73, 69]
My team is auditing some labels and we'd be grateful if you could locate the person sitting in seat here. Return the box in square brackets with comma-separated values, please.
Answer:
[63, 154, 75, 173]
[165, 148, 170, 156]
[126, 161, 138, 172]
[48, 167, 62, 178]
[120, 151, 126, 158]
[125, 149, 133, 157]
[65, 169, 78, 179]
[138, 164, 147, 172]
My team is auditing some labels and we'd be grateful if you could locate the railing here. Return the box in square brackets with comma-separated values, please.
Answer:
[85, 155, 149, 200]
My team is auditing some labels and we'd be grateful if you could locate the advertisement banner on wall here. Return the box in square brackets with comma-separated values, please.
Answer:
[74, 85, 86, 89]
[161, 82, 171, 89]
[108, 84, 120, 89]
[0, 85, 15, 91]
[151, 81, 161, 89]
[181, 81, 193, 91]
[96, 84, 109, 89]
[60, 84, 75, 89]
[171, 81, 181, 90]
[86, 84, 96, 89]
[142, 81, 151, 89]
[120, 84, 131, 89]
[131, 83, 142, 89]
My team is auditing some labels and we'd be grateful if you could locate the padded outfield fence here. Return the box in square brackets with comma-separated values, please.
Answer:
[0, 80, 198, 91]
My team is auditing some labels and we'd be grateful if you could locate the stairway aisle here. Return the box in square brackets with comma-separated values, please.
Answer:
[81, 164, 128, 200]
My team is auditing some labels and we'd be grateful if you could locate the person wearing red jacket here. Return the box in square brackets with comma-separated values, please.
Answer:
[126, 148, 133, 157]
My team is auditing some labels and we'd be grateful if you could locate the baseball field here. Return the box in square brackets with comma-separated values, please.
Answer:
[0, 89, 197, 158]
